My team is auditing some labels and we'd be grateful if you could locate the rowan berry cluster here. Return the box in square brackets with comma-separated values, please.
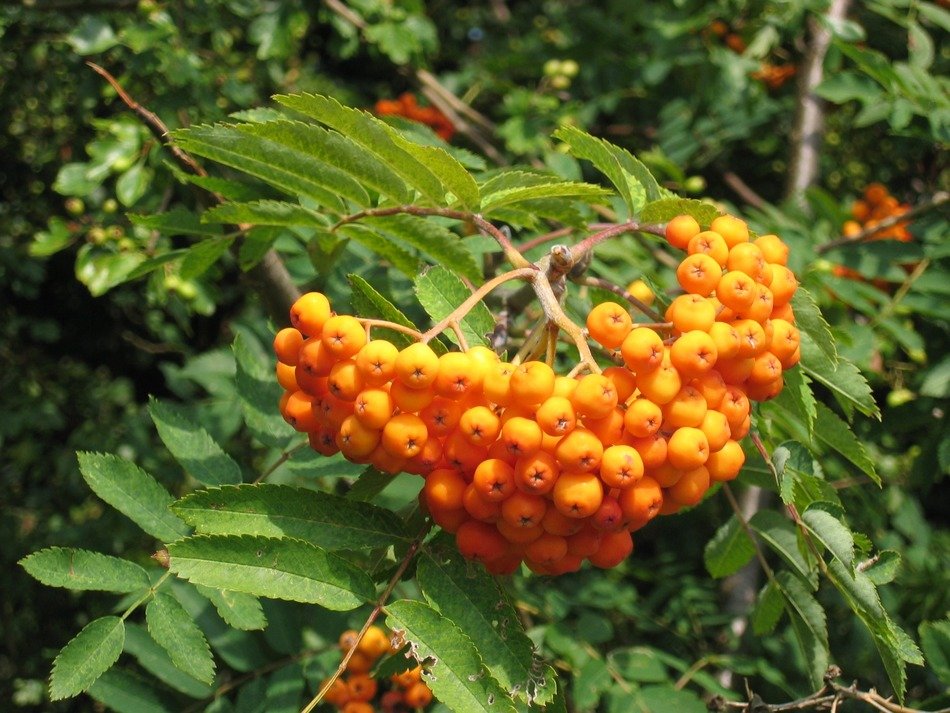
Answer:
[835, 183, 913, 282]
[374, 93, 455, 141]
[273, 213, 799, 576]
[321, 626, 432, 713]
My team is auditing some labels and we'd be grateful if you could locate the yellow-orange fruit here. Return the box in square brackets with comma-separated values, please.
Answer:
[473, 458, 517, 502]
[587, 301, 633, 349]
[456, 520, 509, 562]
[394, 342, 439, 390]
[290, 292, 332, 337]
[510, 361, 556, 405]
[624, 398, 663, 438]
[588, 530, 634, 568]
[677, 253, 722, 296]
[670, 330, 718, 378]
[571, 373, 619, 419]
[710, 214, 750, 247]
[535, 395, 577, 437]
[381, 413, 428, 459]
[600, 445, 645, 488]
[621, 327, 666, 373]
[667, 294, 717, 333]
[706, 439, 746, 481]
[667, 426, 710, 470]
[688, 230, 729, 267]
[553, 471, 604, 518]
[321, 315, 367, 359]
[554, 429, 604, 472]
[666, 214, 702, 249]
[433, 351, 482, 397]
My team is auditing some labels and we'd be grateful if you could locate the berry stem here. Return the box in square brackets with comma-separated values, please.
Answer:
[570, 220, 666, 264]
[355, 317, 425, 340]
[574, 275, 665, 322]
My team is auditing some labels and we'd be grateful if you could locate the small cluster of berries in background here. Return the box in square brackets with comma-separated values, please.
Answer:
[321, 626, 432, 713]
[707, 20, 797, 90]
[272, 213, 799, 576]
[374, 93, 455, 141]
[835, 183, 913, 283]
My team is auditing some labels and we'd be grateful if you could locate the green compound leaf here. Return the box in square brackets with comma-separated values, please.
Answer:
[202, 200, 326, 228]
[864, 550, 901, 585]
[194, 586, 267, 631]
[800, 333, 879, 420]
[232, 332, 294, 448]
[480, 181, 611, 212]
[167, 535, 373, 610]
[124, 623, 213, 698]
[919, 619, 950, 686]
[347, 275, 421, 350]
[750, 510, 816, 586]
[148, 398, 242, 486]
[172, 484, 411, 550]
[703, 515, 756, 579]
[417, 539, 556, 705]
[337, 223, 424, 278]
[179, 236, 235, 280]
[384, 127, 480, 209]
[50, 616, 125, 700]
[776, 573, 829, 690]
[386, 599, 517, 713]
[20, 547, 150, 593]
[751, 580, 786, 636]
[415, 266, 495, 347]
[129, 207, 223, 236]
[812, 402, 879, 482]
[76, 452, 191, 543]
[791, 288, 837, 364]
[640, 198, 720, 226]
[145, 592, 215, 684]
[802, 504, 855, 570]
[88, 668, 178, 713]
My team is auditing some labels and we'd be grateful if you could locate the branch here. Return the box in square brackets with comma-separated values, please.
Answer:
[723, 171, 767, 210]
[569, 220, 666, 264]
[816, 193, 948, 254]
[786, 0, 853, 205]
[573, 275, 666, 323]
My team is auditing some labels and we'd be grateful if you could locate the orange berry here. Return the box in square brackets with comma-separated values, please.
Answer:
[737, 284, 774, 323]
[535, 396, 577, 437]
[588, 530, 634, 568]
[433, 351, 482, 397]
[496, 520, 543, 544]
[626, 432, 668, 470]
[666, 294, 717, 333]
[321, 315, 367, 359]
[662, 384, 708, 428]
[553, 375, 579, 398]
[771, 301, 796, 323]
[405, 436, 444, 475]
[734, 319, 768, 358]
[553, 471, 604, 518]
[667, 426, 710, 470]
[297, 338, 338, 377]
[337, 415, 380, 460]
[322, 677, 350, 706]
[276, 361, 299, 392]
[347, 674, 378, 702]
[618, 475, 663, 526]
[457, 520, 510, 562]
[690, 369, 727, 408]
[443, 430, 488, 474]
[419, 396, 462, 437]
[514, 451, 560, 495]
[636, 357, 682, 405]
[603, 365, 638, 402]
[404, 682, 433, 708]
[717, 270, 757, 311]
[600, 445, 644, 488]
[510, 361, 556, 405]
[699, 409, 732, 452]
[624, 398, 663, 438]
[571, 374, 619, 419]
[391, 665, 422, 689]
[390, 379, 435, 413]
[525, 533, 569, 565]
[483, 362, 515, 406]
[429, 503, 469, 534]
[708, 322, 741, 361]
[290, 292, 332, 337]
[716, 356, 754, 385]
[688, 230, 729, 267]
[719, 386, 751, 430]
[769, 265, 798, 306]
[587, 301, 632, 349]
[710, 214, 749, 248]
[484, 552, 524, 575]
[621, 327, 665, 373]
[282, 391, 320, 432]
[273, 327, 305, 365]
[473, 458, 517, 502]
[328, 359, 364, 401]
[666, 214, 702, 249]
[566, 526, 603, 557]
[463, 483, 502, 522]
[459, 405, 501, 446]
[667, 465, 711, 507]
[345, 651, 373, 674]
[769, 319, 800, 362]
[357, 625, 391, 659]
[354, 388, 395, 430]
[754, 234, 789, 265]
[424, 467, 468, 511]
[591, 497, 625, 531]
[295, 368, 328, 398]
[748, 351, 783, 385]
[625, 279, 655, 306]
[542, 506, 583, 536]
[500, 416, 543, 458]
[381, 413, 428, 459]
[677, 253, 722, 296]
[726, 242, 766, 282]
[583, 408, 625, 445]
[394, 342, 439, 390]
[706, 439, 746, 481]
[670, 330, 718, 378]
[554, 429, 604, 472]
[355, 339, 399, 386]
[501, 491, 548, 529]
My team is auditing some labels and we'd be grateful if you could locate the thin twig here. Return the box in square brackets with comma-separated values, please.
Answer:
[355, 317, 425, 341]
[574, 275, 665, 322]
[518, 227, 575, 253]
[251, 440, 309, 484]
[723, 171, 767, 209]
[569, 220, 666, 264]
[816, 194, 948, 253]
[722, 484, 775, 582]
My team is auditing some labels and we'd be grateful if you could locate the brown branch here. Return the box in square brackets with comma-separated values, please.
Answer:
[723, 171, 767, 210]
[251, 440, 309, 485]
[816, 193, 948, 254]
[573, 275, 665, 322]
[786, 0, 853, 204]
[569, 220, 666, 264]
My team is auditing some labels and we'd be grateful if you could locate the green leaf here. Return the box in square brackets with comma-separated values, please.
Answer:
[194, 586, 267, 631]
[171, 124, 346, 212]
[347, 275, 420, 349]
[919, 619, 950, 686]
[338, 223, 424, 278]
[180, 237, 235, 280]
[362, 214, 482, 283]
[202, 200, 324, 228]
[639, 198, 719, 226]
[87, 668, 177, 713]
[273, 94, 449, 204]
[606, 647, 668, 683]
[129, 208, 223, 236]
[812, 403, 879, 482]
[415, 266, 495, 347]
[554, 125, 663, 213]
[790, 289, 837, 363]
[480, 181, 611, 212]
[20, 547, 150, 593]
[345, 467, 396, 502]
[146, 592, 215, 684]
[632, 685, 707, 713]
[772, 366, 817, 438]
[703, 515, 756, 578]
[67, 16, 118, 54]
[232, 332, 294, 448]
[776, 573, 829, 689]
[124, 623, 213, 698]
[751, 580, 785, 636]
[116, 161, 152, 207]
[864, 550, 901, 585]
[384, 128, 480, 208]
[750, 510, 816, 586]
[167, 535, 373, 609]
[77, 452, 191, 543]
[385, 599, 516, 713]
[50, 616, 125, 700]
[148, 398, 242, 486]
[75, 247, 146, 297]
[800, 334, 879, 420]
[417, 539, 556, 705]
[172, 484, 411, 550]
[802, 505, 855, 569]
[239, 226, 281, 271]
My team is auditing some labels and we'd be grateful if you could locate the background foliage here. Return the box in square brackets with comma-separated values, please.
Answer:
[3, 0, 948, 711]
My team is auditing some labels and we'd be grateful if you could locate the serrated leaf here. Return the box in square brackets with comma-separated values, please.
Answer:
[703, 515, 756, 578]
[345, 467, 396, 502]
[262, 662, 305, 713]
[751, 580, 785, 636]
[919, 619, 950, 686]
[146, 592, 216, 684]
[639, 198, 719, 226]
[802, 505, 855, 569]
[776, 573, 829, 689]
[232, 332, 294, 448]
[385, 599, 517, 713]
[172, 484, 411, 550]
[347, 275, 420, 349]
[554, 125, 663, 214]
[864, 550, 901, 585]
[239, 226, 281, 271]
[87, 668, 177, 713]
[124, 623, 213, 698]
[129, 208, 223, 236]
[773, 441, 817, 507]
[273, 94, 448, 205]
[50, 616, 125, 700]
[791, 289, 836, 362]
[362, 214, 481, 283]
[772, 366, 817, 438]
[414, 266, 495, 347]
[194, 586, 267, 631]
[20, 547, 150, 593]
[800, 334, 879, 420]
[202, 200, 326, 228]
[149, 399, 242, 486]
[750, 510, 816, 586]
[384, 128, 480, 208]
[338, 223, 424, 278]
[180, 236, 235, 280]
[480, 181, 611, 212]
[76, 452, 191, 542]
[417, 539, 556, 705]
[167, 535, 373, 609]
[812, 402, 879, 482]
[171, 124, 346, 212]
